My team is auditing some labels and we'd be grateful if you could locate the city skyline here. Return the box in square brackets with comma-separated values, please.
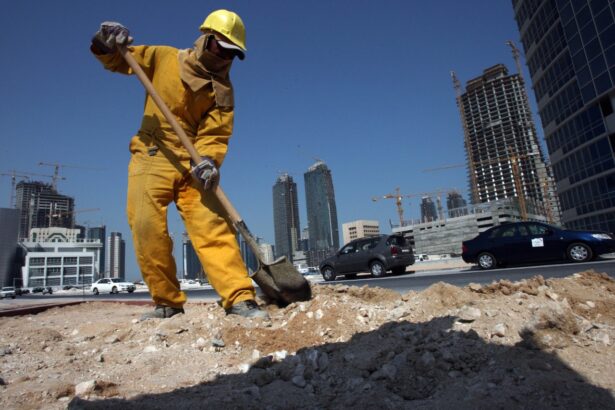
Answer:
[2, 2, 597, 280]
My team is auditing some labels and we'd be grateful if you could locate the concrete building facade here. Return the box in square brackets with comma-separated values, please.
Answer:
[15, 181, 75, 240]
[393, 198, 548, 256]
[512, 0, 615, 232]
[342, 220, 381, 244]
[20, 227, 102, 288]
[457, 64, 560, 223]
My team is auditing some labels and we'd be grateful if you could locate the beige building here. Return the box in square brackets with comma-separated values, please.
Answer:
[342, 220, 380, 244]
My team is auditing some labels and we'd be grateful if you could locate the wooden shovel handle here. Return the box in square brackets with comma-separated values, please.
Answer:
[118, 46, 243, 225]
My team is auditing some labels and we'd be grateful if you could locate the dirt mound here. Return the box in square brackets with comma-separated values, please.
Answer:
[1, 272, 615, 409]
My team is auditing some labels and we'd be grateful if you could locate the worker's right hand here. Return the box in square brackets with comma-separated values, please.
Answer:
[92, 22, 133, 54]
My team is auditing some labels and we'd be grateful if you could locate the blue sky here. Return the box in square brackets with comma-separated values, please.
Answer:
[0, 1, 540, 280]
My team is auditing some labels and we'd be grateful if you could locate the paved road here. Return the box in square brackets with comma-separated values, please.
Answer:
[5, 258, 614, 310]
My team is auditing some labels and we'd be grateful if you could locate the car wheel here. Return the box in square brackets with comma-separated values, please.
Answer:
[370, 261, 386, 278]
[92, 288, 99, 295]
[477, 252, 497, 270]
[345, 273, 357, 279]
[392, 267, 407, 275]
[321, 266, 336, 282]
[567, 242, 593, 262]
[111, 286, 118, 294]
[128, 289, 134, 293]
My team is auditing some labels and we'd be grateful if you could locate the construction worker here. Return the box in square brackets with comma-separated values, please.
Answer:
[91, 10, 268, 320]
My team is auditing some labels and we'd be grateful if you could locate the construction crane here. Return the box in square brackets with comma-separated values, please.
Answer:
[423, 152, 539, 221]
[38, 162, 101, 191]
[47, 207, 101, 228]
[0, 170, 58, 207]
[372, 188, 455, 226]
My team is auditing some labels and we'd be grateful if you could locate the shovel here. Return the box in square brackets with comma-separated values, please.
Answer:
[118, 46, 311, 305]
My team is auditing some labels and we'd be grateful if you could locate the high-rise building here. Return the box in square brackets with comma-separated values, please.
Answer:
[87, 226, 106, 276]
[106, 232, 125, 279]
[182, 234, 206, 281]
[304, 161, 340, 255]
[0, 208, 20, 287]
[447, 191, 469, 218]
[272, 173, 301, 261]
[420, 196, 438, 222]
[15, 181, 75, 240]
[455, 64, 559, 222]
[342, 220, 380, 244]
[512, 0, 615, 232]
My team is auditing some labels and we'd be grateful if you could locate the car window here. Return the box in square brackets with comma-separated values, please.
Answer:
[527, 223, 550, 235]
[340, 243, 356, 254]
[518, 225, 529, 236]
[111, 278, 120, 283]
[497, 225, 517, 238]
[387, 236, 407, 247]
[487, 227, 502, 239]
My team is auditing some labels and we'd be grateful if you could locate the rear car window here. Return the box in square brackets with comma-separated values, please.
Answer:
[387, 236, 408, 246]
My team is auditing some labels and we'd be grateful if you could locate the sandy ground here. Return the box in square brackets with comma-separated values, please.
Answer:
[1, 269, 614, 409]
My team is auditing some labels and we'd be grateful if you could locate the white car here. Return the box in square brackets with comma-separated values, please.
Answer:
[91, 278, 136, 295]
[0, 287, 16, 299]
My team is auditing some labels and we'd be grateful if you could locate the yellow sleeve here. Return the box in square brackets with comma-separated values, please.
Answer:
[91, 45, 157, 77]
[194, 106, 234, 168]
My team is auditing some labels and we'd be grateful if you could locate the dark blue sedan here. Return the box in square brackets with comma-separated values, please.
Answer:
[462, 222, 615, 269]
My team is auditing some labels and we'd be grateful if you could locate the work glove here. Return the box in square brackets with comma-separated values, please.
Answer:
[92, 21, 133, 54]
[191, 156, 219, 190]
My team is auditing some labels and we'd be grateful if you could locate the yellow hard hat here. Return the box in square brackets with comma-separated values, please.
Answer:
[200, 9, 246, 52]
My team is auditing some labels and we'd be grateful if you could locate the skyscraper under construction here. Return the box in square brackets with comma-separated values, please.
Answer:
[15, 181, 75, 240]
[453, 64, 560, 223]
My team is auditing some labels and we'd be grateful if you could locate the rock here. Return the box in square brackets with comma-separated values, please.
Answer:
[143, 345, 158, 353]
[291, 375, 307, 388]
[273, 350, 288, 362]
[211, 338, 225, 348]
[104, 335, 120, 344]
[586, 301, 596, 308]
[491, 323, 506, 338]
[458, 306, 481, 322]
[0, 377, 5, 386]
[388, 306, 411, 320]
[315, 309, 324, 320]
[593, 331, 610, 346]
[306, 311, 314, 319]
[468, 283, 482, 292]
[0, 346, 12, 356]
[528, 359, 552, 371]
[195, 337, 207, 349]
[75, 380, 97, 397]
[545, 291, 559, 301]
[96, 354, 104, 363]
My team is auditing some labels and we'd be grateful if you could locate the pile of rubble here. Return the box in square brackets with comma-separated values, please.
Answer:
[1, 271, 614, 409]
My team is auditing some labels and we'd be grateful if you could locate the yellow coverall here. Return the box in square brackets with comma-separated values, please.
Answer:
[93, 45, 255, 309]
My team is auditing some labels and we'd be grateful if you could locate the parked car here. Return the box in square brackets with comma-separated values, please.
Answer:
[91, 278, 136, 295]
[15, 287, 30, 296]
[0, 286, 16, 299]
[31, 286, 52, 294]
[462, 221, 615, 270]
[319, 234, 415, 281]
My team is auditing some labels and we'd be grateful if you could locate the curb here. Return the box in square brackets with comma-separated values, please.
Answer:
[0, 300, 154, 318]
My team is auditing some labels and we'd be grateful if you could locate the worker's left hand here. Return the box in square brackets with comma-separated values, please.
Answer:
[191, 157, 219, 190]
[92, 21, 133, 53]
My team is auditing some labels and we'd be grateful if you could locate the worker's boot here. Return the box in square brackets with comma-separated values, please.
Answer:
[140, 305, 185, 321]
[225, 300, 269, 319]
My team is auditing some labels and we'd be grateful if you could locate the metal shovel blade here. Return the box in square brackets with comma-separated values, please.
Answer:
[251, 256, 312, 305]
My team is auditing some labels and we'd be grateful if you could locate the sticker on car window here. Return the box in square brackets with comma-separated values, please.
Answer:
[531, 238, 544, 247]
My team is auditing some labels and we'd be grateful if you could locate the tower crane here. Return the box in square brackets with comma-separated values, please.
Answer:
[47, 207, 101, 228]
[372, 188, 455, 226]
[423, 152, 541, 222]
[38, 162, 102, 191]
[0, 170, 58, 207]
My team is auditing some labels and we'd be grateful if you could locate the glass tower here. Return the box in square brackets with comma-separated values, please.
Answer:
[304, 161, 339, 253]
[512, 0, 615, 231]
[272, 173, 300, 261]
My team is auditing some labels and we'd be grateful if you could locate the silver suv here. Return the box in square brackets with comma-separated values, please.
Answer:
[0, 287, 16, 299]
[319, 235, 415, 281]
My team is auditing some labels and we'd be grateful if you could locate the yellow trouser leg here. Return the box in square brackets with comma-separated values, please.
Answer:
[176, 170, 255, 310]
[126, 153, 186, 308]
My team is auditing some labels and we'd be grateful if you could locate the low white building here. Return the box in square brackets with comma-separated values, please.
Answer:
[21, 228, 103, 288]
